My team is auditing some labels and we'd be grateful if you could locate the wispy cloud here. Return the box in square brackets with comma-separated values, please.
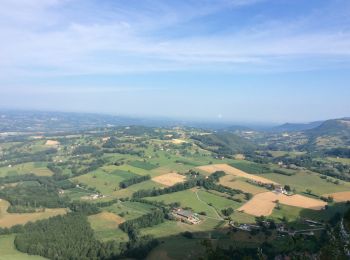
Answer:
[0, 0, 350, 80]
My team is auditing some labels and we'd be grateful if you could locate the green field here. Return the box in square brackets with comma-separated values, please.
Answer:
[326, 157, 350, 164]
[264, 170, 350, 195]
[128, 160, 158, 170]
[0, 162, 53, 178]
[230, 161, 270, 174]
[112, 180, 163, 198]
[88, 212, 128, 243]
[105, 201, 156, 221]
[72, 169, 140, 195]
[146, 188, 241, 219]
[141, 218, 223, 238]
[147, 236, 206, 260]
[0, 234, 46, 260]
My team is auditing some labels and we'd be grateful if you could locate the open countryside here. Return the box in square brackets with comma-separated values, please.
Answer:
[1, 0, 350, 258]
[0, 113, 349, 259]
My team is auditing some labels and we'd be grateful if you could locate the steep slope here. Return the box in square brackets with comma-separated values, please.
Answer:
[306, 118, 350, 149]
[191, 132, 256, 155]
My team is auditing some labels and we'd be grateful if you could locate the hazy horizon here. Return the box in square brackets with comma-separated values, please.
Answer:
[1, 0, 350, 122]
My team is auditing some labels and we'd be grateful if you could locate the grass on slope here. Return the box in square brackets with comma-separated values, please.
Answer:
[0, 162, 53, 178]
[88, 212, 128, 243]
[146, 188, 241, 219]
[72, 169, 140, 195]
[263, 171, 350, 195]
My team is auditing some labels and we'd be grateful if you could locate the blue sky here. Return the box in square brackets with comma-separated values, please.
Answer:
[0, 0, 350, 123]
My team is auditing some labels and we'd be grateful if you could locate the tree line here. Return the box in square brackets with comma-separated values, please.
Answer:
[119, 175, 151, 189]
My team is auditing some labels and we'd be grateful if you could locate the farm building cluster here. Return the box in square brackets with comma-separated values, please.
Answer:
[171, 208, 201, 225]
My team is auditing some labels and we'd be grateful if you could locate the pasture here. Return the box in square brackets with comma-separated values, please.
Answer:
[197, 164, 278, 185]
[72, 169, 140, 195]
[105, 201, 156, 221]
[263, 170, 350, 195]
[128, 160, 158, 170]
[219, 175, 268, 195]
[146, 188, 241, 219]
[0, 234, 46, 260]
[0, 162, 53, 178]
[88, 211, 128, 242]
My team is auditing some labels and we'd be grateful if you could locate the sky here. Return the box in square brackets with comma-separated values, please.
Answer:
[0, 0, 350, 123]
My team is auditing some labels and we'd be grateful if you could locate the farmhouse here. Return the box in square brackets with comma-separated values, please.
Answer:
[172, 208, 201, 225]
[274, 185, 286, 194]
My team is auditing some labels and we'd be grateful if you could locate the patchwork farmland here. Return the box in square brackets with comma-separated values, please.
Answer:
[0, 119, 349, 259]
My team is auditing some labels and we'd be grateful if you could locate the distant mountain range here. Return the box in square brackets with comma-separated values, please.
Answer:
[270, 121, 324, 132]
[307, 118, 350, 136]
[305, 118, 350, 148]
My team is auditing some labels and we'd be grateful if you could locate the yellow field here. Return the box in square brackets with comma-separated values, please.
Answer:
[45, 140, 60, 146]
[0, 199, 67, 228]
[88, 211, 125, 227]
[323, 191, 350, 202]
[197, 164, 278, 185]
[152, 172, 186, 186]
[219, 175, 267, 195]
[171, 139, 186, 144]
[238, 192, 327, 216]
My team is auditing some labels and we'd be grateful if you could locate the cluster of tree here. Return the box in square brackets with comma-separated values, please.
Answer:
[324, 147, 350, 158]
[273, 169, 295, 176]
[47, 162, 63, 175]
[102, 137, 119, 148]
[132, 179, 198, 198]
[191, 132, 256, 156]
[72, 145, 100, 155]
[221, 207, 234, 216]
[119, 175, 151, 189]
[119, 210, 165, 240]
[71, 158, 106, 176]
[208, 171, 226, 182]
[0, 182, 70, 209]
[14, 214, 103, 259]
[0, 148, 57, 167]
[132, 175, 247, 200]
[275, 155, 350, 181]
[5, 212, 159, 260]
[103, 148, 144, 157]
[68, 201, 101, 215]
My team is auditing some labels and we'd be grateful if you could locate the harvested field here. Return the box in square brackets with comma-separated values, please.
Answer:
[88, 211, 125, 226]
[0, 199, 67, 228]
[45, 140, 60, 146]
[219, 175, 267, 195]
[238, 192, 327, 216]
[171, 139, 186, 144]
[152, 172, 186, 186]
[323, 191, 350, 202]
[234, 154, 245, 160]
[197, 164, 278, 185]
